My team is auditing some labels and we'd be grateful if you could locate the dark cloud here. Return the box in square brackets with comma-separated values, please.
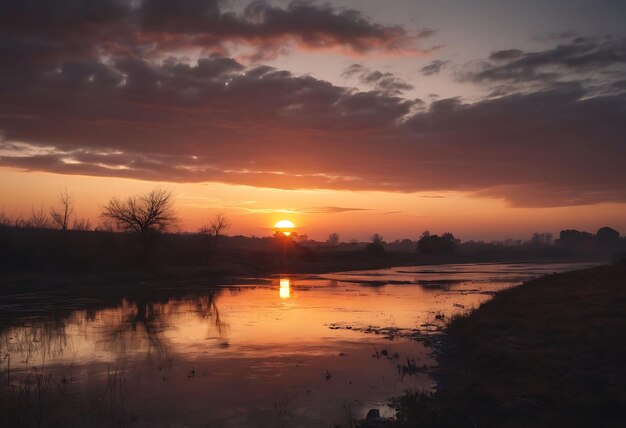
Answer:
[533, 31, 579, 43]
[462, 36, 626, 95]
[488, 49, 524, 62]
[0, 2, 625, 208]
[2, 60, 625, 207]
[610, 79, 626, 92]
[0, 0, 426, 63]
[420, 59, 449, 75]
[343, 64, 413, 95]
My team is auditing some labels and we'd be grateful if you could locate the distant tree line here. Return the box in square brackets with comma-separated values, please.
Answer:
[1, 187, 625, 274]
[417, 231, 459, 256]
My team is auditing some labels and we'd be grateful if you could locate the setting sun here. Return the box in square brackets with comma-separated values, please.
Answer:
[274, 219, 295, 236]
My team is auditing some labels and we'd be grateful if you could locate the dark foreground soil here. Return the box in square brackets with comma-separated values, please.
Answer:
[393, 261, 626, 428]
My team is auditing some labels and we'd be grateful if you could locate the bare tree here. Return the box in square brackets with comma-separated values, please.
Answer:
[200, 213, 231, 241]
[72, 217, 92, 231]
[13, 214, 24, 228]
[50, 189, 74, 230]
[27, 205, 50, 229]
[95, 219, 115, 232]
[326, 232, 340, 247]
[0, 208, 12, 227]
[101, 189, 178, 233]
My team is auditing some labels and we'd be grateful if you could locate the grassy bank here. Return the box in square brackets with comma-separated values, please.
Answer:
[394, 261, 626, 427]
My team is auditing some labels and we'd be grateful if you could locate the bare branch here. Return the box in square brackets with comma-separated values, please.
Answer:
[27, 205, 50, 229]
[50, 189, 74, 230]
[101, 188, 178, 233]
[0, 208, 12, 227]
[200, 213, 231, 241]
[72, 217, 92, 231]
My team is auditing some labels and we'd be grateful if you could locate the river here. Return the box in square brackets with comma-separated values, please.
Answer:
[0, 262, 597, 427]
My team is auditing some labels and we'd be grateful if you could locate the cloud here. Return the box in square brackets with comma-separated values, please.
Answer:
[302, 206, 370, 214]
[460, 36, 626, 95]
[343, 64, 414, 95]
[0, 0, 428, 63]
[0, 3, 624, 208]
[2, 68, 625, 208]
[488, 49, 524, 62]
[533, 31, 579, 43]
[420, 59, 449, 76]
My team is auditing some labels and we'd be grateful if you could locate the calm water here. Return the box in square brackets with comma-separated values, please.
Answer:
[0, 262, 597, 427]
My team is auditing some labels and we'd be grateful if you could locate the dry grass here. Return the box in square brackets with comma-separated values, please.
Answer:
[396, 262, 626, 427]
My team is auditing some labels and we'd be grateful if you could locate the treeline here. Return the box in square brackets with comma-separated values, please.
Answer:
[1, 188, 624, 276]
[310, 228, 625, 260]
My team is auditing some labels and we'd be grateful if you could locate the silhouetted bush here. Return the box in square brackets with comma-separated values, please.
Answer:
[365, 233, 386, 256]
[597, 226, 620, 248]
[417, 231, 458, 256]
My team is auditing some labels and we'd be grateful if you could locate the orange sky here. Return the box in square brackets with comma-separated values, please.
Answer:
[1, 1, 625, 241]
[2, 167, 624, 241]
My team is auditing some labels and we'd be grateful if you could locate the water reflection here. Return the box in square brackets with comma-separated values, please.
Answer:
[279, 277, 291, 299]
[0, 262, 597, 427]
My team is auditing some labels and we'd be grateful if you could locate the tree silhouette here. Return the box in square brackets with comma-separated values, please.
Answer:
[417, 231, 457, 255]
[597, 226, 620, 248]
[366, 233, 385, 255]
[327, 232, 340, 247]
[371, 233, 384, 245]
[72, 217, 92, 231]
[200, 213, 231, 242]
[530, 232, 553, 246]
[26, 205, 50, 229]
[101, 189, 178, 234]
[50, 189, 74, 231]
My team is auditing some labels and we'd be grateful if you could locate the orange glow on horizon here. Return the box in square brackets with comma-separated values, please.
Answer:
[1, 167, 626, 242]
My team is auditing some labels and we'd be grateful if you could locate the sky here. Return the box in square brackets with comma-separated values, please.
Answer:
[1, 0, 625, 241]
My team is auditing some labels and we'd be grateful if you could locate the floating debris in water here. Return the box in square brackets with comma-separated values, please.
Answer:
[326, 322, 434, 341]
[398, 357, 429, 377]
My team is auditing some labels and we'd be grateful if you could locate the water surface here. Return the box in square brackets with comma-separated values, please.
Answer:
[0, 262, 596, 427]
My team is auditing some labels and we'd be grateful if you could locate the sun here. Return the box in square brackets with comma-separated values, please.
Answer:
[274, 219, 295, 236]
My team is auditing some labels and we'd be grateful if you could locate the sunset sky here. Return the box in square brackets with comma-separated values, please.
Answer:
[1, 0, 625, 241]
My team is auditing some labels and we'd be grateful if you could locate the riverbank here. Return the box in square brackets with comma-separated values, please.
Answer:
[393, 260, 626, 427]
[0, 250, 600, 298]
[0, 249, 421, 294]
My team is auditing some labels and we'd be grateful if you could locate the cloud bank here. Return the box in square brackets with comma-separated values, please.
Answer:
[0, 1, 625, 207]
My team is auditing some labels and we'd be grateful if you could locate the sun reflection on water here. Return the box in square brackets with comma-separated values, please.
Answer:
[279, 278, 291, 299]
